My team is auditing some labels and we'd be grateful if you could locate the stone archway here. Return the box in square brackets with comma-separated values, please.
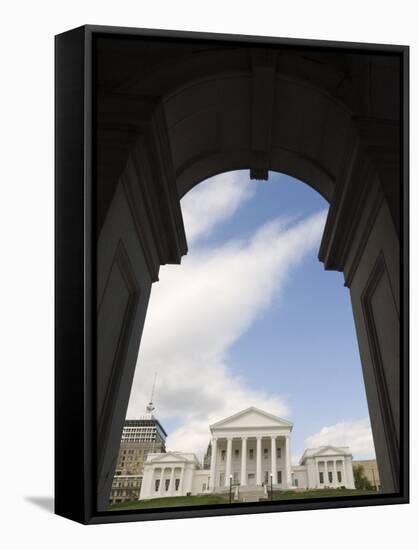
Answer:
[94, 33, 402, 510]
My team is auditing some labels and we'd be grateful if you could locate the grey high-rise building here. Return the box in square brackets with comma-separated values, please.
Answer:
[109, 401, 167, 505]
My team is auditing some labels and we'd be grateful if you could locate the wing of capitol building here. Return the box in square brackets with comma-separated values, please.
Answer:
[139, 406, 355, 501]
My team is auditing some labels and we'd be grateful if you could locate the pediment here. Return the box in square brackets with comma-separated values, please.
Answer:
[315, 446, 348, 457]
[148, 452, 189, 464]
[300, 446, 350, 465]
[210, 407, 293, 430]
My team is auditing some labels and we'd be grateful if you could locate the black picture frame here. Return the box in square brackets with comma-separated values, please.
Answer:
[55, 24, 409, 525]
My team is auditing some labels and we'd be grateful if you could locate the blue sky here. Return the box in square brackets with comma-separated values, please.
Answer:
[127, 170, 375, 463]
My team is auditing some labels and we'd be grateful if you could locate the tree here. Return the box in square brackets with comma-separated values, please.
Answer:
[353, 464, 373, 490]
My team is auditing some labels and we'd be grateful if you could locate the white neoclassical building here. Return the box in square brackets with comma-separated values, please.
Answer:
[140, 452, 207, 498]
[139, 407, 355, 500]
[292, 446, 355, 490]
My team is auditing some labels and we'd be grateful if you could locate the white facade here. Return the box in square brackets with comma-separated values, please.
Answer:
[139, 452, 205, 500]
[139, 407, 355, 500]
[293, 446, 356, 490]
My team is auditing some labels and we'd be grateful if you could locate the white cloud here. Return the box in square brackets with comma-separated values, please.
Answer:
[180, 170, 255, 245]
[127, 205, 327, 460]
[304, 418, 376, 459]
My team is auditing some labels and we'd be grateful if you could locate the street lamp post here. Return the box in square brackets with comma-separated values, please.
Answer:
[371, 468, 378, 491]
[229, 474, 233, 504]
[270, 472, 273, 501]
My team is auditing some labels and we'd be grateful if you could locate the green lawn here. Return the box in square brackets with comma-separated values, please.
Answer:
[108, 494, 230, 511]
[108, 488, 377, 511]
[265, 488, 378, 501]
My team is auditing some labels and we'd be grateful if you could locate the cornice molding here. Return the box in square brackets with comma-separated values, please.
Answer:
[355, 116, 401, 237]
[319, 136, 380, 281]
[319, 115, 399, 287]
[119, 103, 188, 282]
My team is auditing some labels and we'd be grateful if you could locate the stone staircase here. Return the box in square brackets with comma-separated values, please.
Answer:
[238, 487, 266, 503]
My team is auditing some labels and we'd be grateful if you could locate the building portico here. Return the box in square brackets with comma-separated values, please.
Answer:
[293, 446, 355, 490]
[208, 407, 293, 491]
[140, 452, 202, 500]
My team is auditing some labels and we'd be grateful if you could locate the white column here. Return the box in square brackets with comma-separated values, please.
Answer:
[179, 465, 185, 495]
[159, 467, 166, 495]
[341, 459, 347, 487]
[285, 435, 292, 488]
[324, 461, 328, 486]
[345, 456, 355, 488]
[314, 458, 320, 488]
[144, 465, 155, 499]
[256, 436, 262, 485]
[240, 437, 247, 486]
[271, 436, 277, 484]
[225, 437, 233, 487]
[209, 438, 218, 491]
[169, 467, 175, 495]
[333, 460, 338, 487]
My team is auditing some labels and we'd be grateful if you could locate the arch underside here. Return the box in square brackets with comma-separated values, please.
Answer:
[164, 73, 350, 202]
[96, 40, 400, 231]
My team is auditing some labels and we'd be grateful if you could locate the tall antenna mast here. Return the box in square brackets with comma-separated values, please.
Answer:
[145, 372, 157, 414]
